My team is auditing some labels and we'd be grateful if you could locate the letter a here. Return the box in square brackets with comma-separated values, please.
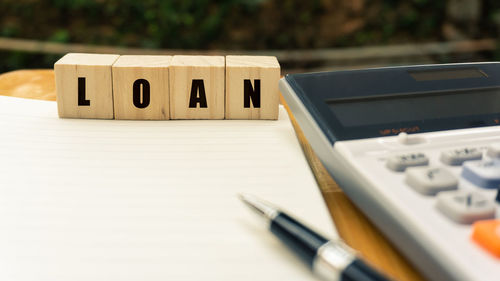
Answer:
[189, 79, 208, 108]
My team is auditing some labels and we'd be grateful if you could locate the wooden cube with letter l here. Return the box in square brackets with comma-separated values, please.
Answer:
[112, 55, 172, 120]
[169, 56, 225, 119]
[225, 56, 280, 120]
[54, 53, 119, 119]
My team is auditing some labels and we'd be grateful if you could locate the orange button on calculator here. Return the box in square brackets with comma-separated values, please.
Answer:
[472, 220, 500, 258]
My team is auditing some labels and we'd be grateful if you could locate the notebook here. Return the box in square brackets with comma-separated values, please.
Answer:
[0, 95, 337, 281]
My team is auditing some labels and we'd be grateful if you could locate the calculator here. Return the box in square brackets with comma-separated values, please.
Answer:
[279, 63, 500, 281]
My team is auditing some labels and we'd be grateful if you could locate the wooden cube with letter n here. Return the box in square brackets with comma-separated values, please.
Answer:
[169, 56, 225, 119]
[54, 53, 119, 119]
[225, 56, 280, 120]
[112, 55, 172, 120]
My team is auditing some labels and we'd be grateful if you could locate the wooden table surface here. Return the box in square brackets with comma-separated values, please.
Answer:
[0, 69, 426, 281]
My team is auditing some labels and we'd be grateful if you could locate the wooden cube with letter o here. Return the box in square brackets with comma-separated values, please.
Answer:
[112, 55, 172, 120]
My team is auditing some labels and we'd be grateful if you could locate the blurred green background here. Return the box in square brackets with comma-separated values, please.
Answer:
[1, 0, 500, 73]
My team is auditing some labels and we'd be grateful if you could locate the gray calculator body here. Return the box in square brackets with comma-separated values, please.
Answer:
[279, 63, 500, 281]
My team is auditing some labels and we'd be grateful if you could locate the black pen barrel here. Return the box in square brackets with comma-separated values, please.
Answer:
[270, 212, 329, 268]
[270, 212, 392, 281]
[240, 194, 393, 281]
[341, 259, 392, 281]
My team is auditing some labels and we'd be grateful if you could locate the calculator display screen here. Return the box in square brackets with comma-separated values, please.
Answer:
[327, 87, 500, 128]
[408, 67, 487, 81]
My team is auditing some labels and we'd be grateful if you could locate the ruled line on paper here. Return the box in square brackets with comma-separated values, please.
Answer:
[0, 95, 336, 281]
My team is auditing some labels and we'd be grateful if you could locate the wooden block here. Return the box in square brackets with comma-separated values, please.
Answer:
[225, 56, 280, 120]
[170, 56, 225, 119]
[112, 55, 172, 120]
[54, 53, 119, 119]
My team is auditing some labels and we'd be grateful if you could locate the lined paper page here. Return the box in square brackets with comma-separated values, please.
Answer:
[0, 96, 337, 281]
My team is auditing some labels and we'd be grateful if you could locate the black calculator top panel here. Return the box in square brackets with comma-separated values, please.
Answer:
[285, 63, 500, 143]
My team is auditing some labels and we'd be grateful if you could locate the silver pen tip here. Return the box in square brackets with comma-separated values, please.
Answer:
[238, 193, 279, 220]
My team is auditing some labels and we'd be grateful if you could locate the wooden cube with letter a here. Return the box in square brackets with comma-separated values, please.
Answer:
[225, 56, 280, 120]
[169, 56, 225, 119]
[54, 53, 119, 119]
[112, 55, 172, 120]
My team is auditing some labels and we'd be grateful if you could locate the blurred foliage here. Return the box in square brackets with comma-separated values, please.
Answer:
[1, 0, 500, 72]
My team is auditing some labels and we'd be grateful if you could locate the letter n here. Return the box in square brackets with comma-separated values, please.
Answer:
[244, 79, 260, 108]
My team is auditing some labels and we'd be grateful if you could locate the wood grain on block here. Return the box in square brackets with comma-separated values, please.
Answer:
[225, 56, 280, 120]
[169, 56, 225, 119]
[112, 55, 172, 120]
[54, 53, 119, 119]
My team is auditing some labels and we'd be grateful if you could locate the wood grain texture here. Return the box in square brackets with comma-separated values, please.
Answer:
[169, 55, 225, 119]
[0, 70, 56, 101]
[225, 56, 280, 120]
[54, 53, 119, 119]
[0, 69, 425, 281]
[112, 55, 172, 120]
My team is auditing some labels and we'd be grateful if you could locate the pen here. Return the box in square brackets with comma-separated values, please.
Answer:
[239, 193, 393, 281]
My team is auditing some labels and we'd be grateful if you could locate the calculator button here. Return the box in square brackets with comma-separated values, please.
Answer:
[436, 191, 496, 224]
[386, 153, 429, 172]
[397, 132, 425, 145]
[461, 160, 500, 189]
[487, 144, 500, 159]
[440, 147, 482, 165]
[471, 220, 500, 258]
[405, 166, 458, 195]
